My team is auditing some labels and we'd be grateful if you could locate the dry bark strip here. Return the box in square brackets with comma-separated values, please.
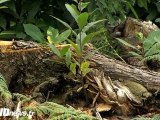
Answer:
[0, 41, 160, 93]
[90, 54, 160, 92]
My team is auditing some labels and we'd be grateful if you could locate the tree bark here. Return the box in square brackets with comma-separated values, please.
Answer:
[90, 54, 160, 92]
[0, 41, 68, 94]
[0, 41, 159, 93]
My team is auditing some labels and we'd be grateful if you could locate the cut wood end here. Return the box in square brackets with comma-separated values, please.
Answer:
[0, 41, 13, 46]
[0, 41, 13, 52]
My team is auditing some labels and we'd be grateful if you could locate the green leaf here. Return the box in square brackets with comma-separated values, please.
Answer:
[129, 52, 143, 59]
[0, 31, 15, 35]
[50, 16, 72, 29]
[0, 15, 6, 29]
[68, 39, 81, 55]
[48, 44, 61, 57]
[0, 6, 8, 9]
[143, 29, 160, 60]
[156, 2, 160, 12]
[76, 32, 86, 45]
[155, 18, 160, 23]
[143, 54, 160, 62]
[70, 63, 77, 75]
[82, 28, 106, 46]
[137, 32, 145, 41]
[58, 30, 71, 43]
[0, 0, 10, 4]
[117, 38, 139, 51]
[80, 61, 90, 76]
[0, 31, 15, 38]
[76, 12, 88, 30]
[27, 0, 41, 21]
[23, 24, 45, 43]
[60, 45, 70, 57]
[65, 4, 80, 20]
[125, 1, 139, 20]
[72, 58, 80, 67]
[143, 30, 160, 52]
[144, 41, 160, 57]
[50, 15, 77, 36]
[47, 27, 59, 37]
[6, 0, 19, 18]
[80, 2, 90, 11]
[47, 27, 59, 44]
[16, 32, 26, 39]
[82, 19, 106, 33]
[146, 8, 158, 20]
[73, 0, 78, 3]
[66, 48, 71, 67]
[138, 0, 148, 10]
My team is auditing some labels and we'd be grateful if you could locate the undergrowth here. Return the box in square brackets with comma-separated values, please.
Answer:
[0, 73, 96, 120]
[132, 114, 160, 120]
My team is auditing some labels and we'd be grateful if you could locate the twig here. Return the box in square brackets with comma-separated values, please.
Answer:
[46, 90, 54, 101]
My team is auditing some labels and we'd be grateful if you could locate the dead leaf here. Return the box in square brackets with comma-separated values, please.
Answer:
[96, 103, 112, 112]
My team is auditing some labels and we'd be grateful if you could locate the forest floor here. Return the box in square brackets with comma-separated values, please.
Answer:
[0, 17, 160, 120]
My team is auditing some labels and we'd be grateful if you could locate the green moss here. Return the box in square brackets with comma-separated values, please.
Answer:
[132, 114, 160, 120]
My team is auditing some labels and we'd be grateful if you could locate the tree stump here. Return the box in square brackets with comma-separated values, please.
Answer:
[0, 41, 68, 96]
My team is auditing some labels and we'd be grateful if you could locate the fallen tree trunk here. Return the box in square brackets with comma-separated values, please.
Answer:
[0, 41, 159, 93]
[90, 54, 160, 92]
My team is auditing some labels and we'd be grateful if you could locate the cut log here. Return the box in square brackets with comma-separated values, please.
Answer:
[0, 41, 68, 94]
[0, 41, 159, 94]
[90, 54, 160, 92]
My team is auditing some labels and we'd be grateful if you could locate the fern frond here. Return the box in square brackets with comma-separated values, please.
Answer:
[13, 93, 31, 102]
[0, 73, 12, 105]
[22, 102, 96, 120]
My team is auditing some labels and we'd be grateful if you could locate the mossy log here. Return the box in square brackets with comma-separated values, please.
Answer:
[0, 41, 160, 94]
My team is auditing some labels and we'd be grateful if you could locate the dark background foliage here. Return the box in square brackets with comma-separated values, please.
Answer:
[0, 0, 159, 40]
[0, 0, 74, 39]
